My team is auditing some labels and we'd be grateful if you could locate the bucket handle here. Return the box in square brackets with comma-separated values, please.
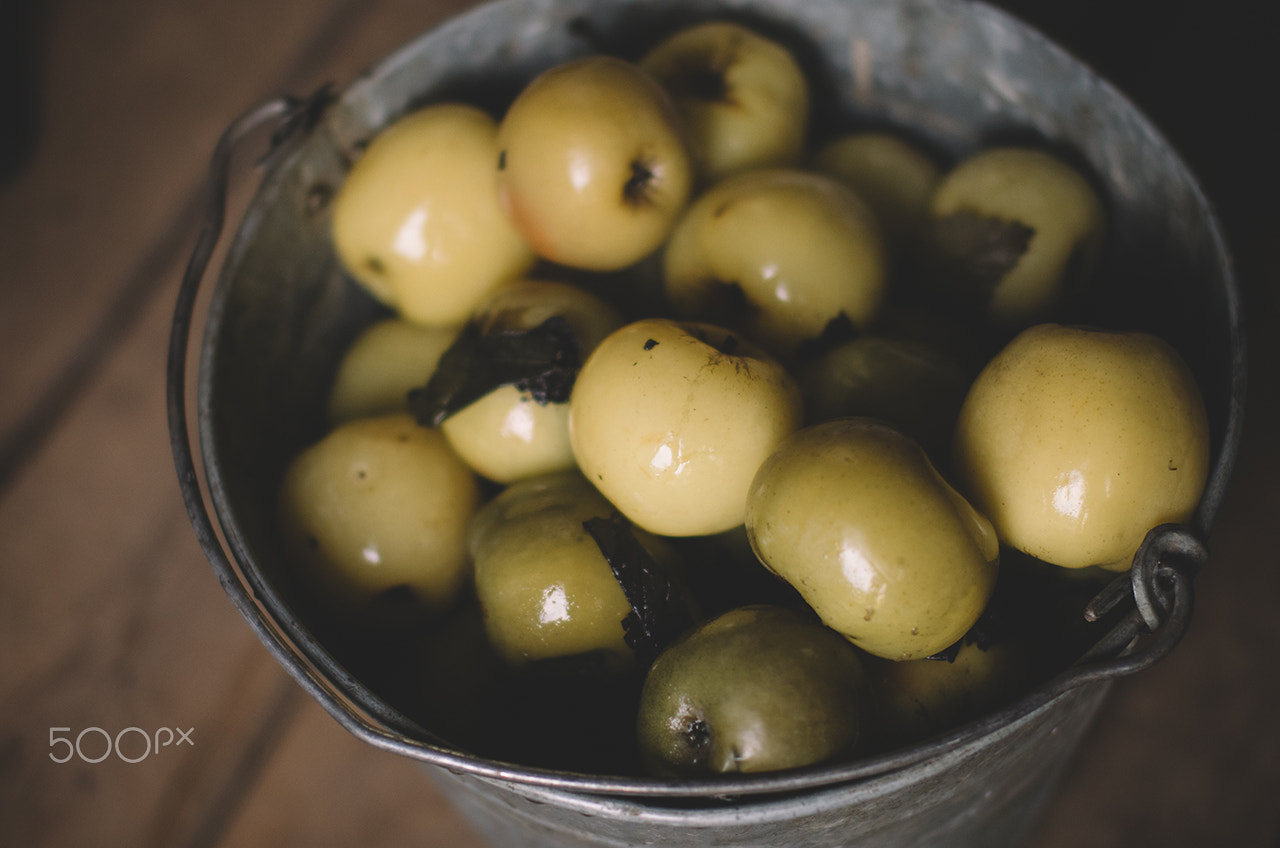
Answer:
[1051, 523, 1202, 690]
[167, 89, 1207, 793]
[165, 88, 473, 766]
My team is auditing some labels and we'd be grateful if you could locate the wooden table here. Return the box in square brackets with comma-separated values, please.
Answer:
[2, 1, 1276, 845]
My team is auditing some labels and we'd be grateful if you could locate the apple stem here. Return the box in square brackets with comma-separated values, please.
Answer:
[623, 160, 657, 206]
[681, 67, 728, 102]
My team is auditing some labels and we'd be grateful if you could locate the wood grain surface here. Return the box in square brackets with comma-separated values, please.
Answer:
[1, 1, 1275, 846]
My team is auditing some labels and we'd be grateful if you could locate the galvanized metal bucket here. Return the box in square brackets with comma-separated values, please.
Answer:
[168, 0, 1246, 845]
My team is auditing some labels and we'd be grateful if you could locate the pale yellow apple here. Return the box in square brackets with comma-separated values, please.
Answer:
[745, 418, 999, 660]
[663, 168, 888, 359]
[327, 318, 459, 426]
[927, 147, 1105, 327]
[952, 323, 1210, 570]
[442, 386, 575, 484]
[569, 318, 803, 537]
[439, 279, 623, 483]
[277, 413, 479, 616]
[640, 21, 810, 183]
[330, 103, 536, 326]
[496, 55, 693, 271]
[813, 131, 941, 250]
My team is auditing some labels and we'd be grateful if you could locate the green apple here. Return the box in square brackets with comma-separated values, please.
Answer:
[277, 413, 479, 617]
[636, 605, 865, 776]
[439, 279, 623, 483]
[952, 323, 1210, 570]
[926, 146, 1105, 328]
[640, 21, 810, 183]
[496, 55, 693, 271]
[867, 638, 1029, 744]
[327, 318, 459, 426]
[412, 600, 512, 751]
[662, 168, 888, 360]
[813, 131, 941, 251]
[330, 103, 536, 326]
[470, 470, 681, 668]
[797, 334, 970, 459]
[569, 318, 803, 537]
[745, 418, 999, 660]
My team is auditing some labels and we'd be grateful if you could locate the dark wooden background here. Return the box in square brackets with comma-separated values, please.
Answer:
[1, 1, 1276, 845]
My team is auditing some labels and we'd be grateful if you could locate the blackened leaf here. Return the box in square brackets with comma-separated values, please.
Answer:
[929, 210, 1035, 303]
[925, 643, 963, 663]
[407, 314, 581, 427]
[793, 311, 859, 365]
[699, 279, 754, 328]
[584, 514, 696, 666]
[925, 580, 1013, 662]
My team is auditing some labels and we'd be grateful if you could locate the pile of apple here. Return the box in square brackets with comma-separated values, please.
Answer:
[276, 19, 1212, 777]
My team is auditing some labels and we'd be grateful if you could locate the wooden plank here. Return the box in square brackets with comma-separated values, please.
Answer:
[0, 3, 375, 845]
[214, 698, 488, 848]
[0, 0, 369, 488]
[1, 1, 1276, 847]
[1018, 2, 1280, 842]
[1029, 444, 1280, 846]
[1027, 220, 1280, 847]
[0, 235, 299, 847]
[1, 2, 495, 846]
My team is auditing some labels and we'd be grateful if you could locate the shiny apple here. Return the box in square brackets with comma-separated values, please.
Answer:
[439, 279, 623, 484]
[496, 55, 693, 271]
[640, 21, 809, 183]
[636, 605, 865, 776]
[951, 323, 1210, 570]
[746, 418, 999, 660]
[330, 103, 536, 326]
[469, 471, 637, 668]
[277, 413, 479, 618]
[662, 168, 888, 360]
[569, 318, 802, 536]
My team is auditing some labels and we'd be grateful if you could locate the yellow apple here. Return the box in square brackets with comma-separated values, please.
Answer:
[813, 131, 941, 250]
[640, 21, 810, 183]
[662, 168, 888, 360]
[569, 318, 803, 537]
[277, 413, 479, 616]
[952, 323, 1210, 570]
[327, 318, 459, 426]
[926, 146, 1105, 328]
[330, 103, 536, 326]
[496, 55, 693, 271]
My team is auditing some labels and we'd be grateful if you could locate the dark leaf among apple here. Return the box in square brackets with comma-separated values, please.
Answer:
[925, 210, 1035, 304]
[584, 513, 699, 665]
[407, 314, 581, 426]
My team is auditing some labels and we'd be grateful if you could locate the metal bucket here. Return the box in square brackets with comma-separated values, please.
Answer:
[167, 0, 1246, 845]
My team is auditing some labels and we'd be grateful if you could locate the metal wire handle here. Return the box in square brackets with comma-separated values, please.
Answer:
[165, 87, 451, 765]
[167, 89, 1208, 798]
